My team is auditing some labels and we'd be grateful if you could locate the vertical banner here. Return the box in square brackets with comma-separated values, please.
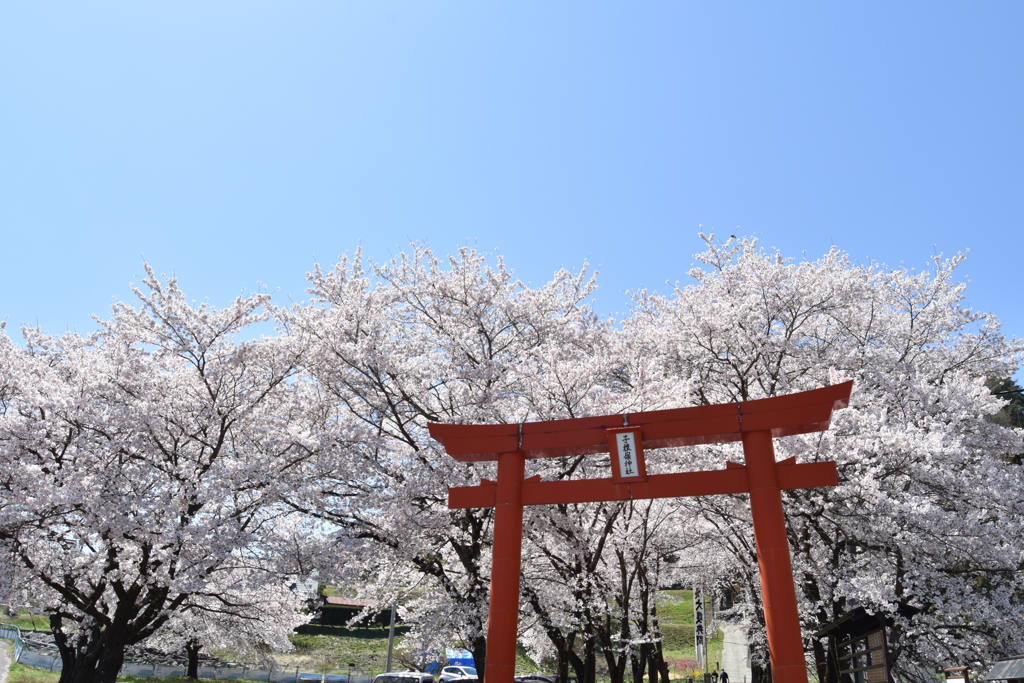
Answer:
[694, 584, 706, 670]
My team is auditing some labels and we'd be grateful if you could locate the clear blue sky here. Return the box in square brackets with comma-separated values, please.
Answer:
[2, 2, 1022, 363]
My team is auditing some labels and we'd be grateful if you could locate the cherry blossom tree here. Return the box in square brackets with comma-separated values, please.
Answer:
[624, 235, 1024, 682]
[278, 246, 629, 676]
[520, 497, 713, 683]
[143, 569, 312, 677]
[6, 237, 1016, 683]
[0, 267, 317, 683]
[281, 245, 733, 683]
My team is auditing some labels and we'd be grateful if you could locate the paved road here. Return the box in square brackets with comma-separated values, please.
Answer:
[719, 625, 752, 683]
[0, 639, 11, 683]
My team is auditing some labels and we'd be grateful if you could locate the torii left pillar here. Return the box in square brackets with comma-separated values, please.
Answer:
[429, 381, 853, 683]
[488, 450, 526, 683]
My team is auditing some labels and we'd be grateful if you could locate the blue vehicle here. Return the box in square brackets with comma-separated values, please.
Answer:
[444, 649, 476, 670]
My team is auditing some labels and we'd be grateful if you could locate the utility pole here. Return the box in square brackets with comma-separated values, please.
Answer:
[385, 599, 398, 672]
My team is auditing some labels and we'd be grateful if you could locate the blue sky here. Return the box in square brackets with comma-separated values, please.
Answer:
[2, 2, 1022, 365]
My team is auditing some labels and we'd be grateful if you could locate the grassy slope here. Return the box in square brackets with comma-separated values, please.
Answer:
[285, 625, 407, 673]
[2, 613, 49, 633]
[658, 590, 725, 677]
[7, 661, 57, 683]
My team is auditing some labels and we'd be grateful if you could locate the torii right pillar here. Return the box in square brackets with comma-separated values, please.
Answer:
[744, 428, 808, 683]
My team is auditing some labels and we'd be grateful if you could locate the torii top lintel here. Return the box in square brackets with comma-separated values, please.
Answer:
[427, 381, 853, 462]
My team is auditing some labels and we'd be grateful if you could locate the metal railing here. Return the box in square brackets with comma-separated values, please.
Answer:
[0, 623, 25, 662]
[0, 622, 372, 683]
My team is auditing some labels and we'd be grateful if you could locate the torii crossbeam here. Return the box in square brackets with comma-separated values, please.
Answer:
[428, 381, 853, 683]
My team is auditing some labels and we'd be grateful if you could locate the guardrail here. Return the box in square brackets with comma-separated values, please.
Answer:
[0, 622, 373, 683]
[0, 623, 25, 662]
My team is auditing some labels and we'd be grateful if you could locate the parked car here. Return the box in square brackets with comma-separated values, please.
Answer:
[373, 673, 436, 683]
[439, 666, 478, 683]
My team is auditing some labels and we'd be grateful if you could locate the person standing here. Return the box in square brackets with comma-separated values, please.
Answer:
[720, 670, 730, 683]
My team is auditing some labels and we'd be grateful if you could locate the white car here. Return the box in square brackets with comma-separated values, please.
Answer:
[374, 673, 435, 683]
[438, 666, 478, 682]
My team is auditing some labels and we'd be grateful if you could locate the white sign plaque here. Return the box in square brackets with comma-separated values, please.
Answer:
[616, 432, 638, 477]
[608, 427, 647, 481]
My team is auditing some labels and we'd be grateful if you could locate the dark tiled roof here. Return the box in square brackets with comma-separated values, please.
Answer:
[324, 596, 377, 608]
[985, 658, 1024, 681]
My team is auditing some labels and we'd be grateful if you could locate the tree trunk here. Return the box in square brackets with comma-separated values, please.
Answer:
[53, 614, 130, 683]
[564, 635, 597, 683]
[186, 640, 202, 679]
[469, 634, 487, 683]
[647, 643, 669, 683]
[51, 614, 78, 683]
[555, 636, 569, 683]
[563, 633, 591, 683]
[652, 635, 671, 683]
[556, 631, 587, 683]
[812, 635, 838, 683]
[583, 640, 597, 683]
[603, 636, 626, 683]
[630, 647, 647, 683]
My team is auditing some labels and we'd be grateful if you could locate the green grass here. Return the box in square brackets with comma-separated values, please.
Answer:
[120, 679, 269, 683]
[7, 660, 60, 683]
[657, 590, 695, 621]
[283, 624, 422, 674]
[2, 612, 49, 632]
[5, 662, 282, 683]
[294, 625, 410, 639]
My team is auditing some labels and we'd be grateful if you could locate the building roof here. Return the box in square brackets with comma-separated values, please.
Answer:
[985, 658, 1024, 681]
[323, 596, 378, 608]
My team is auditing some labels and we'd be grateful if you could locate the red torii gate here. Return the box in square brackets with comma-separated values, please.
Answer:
[428, 381, 853, 683]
